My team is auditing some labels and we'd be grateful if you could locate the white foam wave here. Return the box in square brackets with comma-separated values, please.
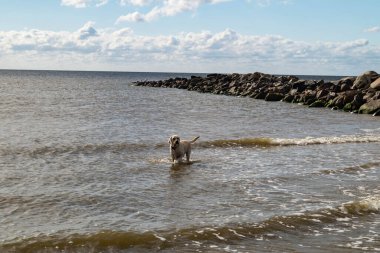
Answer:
[274, 134, 380, 146]
[361, 127, 380, 133]
[359, 197, 380, 212]
[341, 196, 380, 214]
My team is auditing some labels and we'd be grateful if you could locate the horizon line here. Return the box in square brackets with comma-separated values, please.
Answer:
[0, 68, 352, 78]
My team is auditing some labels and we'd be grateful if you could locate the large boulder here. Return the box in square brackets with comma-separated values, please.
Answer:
[352, 71, 378, 90]
[253, 91, 267, 99]
[370, 77, 380, 90]
[265, 92, 284, 101]
[327, 95, 345, 109]
[299, 90, 317, 105]
[326, 90, 358, 109]
[338, 76, 355, 85]
[282, 94, 294, 103]
[309, 100, 325, 108]
[338, 76, 355, 91]
[342, 93, 365, 112]
[358, 99, 380, 114]
[317, 82, 335, 91]
[316, 89, 329, 99]
[291, 80, 307, 92]
[228, 86, 239, 95]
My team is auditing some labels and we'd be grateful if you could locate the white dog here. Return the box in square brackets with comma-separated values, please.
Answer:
[168, 135, 200, 163]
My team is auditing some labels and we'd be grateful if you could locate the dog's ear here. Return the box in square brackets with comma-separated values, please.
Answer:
[168, 136, 172, 144]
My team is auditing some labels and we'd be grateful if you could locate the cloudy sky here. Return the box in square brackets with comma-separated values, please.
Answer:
[0, 0, 379, 75]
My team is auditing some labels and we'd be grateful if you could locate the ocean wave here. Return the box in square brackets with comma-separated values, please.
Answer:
[199, 138, 275, 148]
[318, 162, 380, 175]
[361, 127, 380, 133]
[198, 134, 380, 148]
[2, 196, 379, 253]
[1, 134, 379, 157]
[0, 142, 162, 157]
[275, 134, 380, 146]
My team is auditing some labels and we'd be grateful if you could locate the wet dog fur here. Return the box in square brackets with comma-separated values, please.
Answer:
[168, 135, 199, 163]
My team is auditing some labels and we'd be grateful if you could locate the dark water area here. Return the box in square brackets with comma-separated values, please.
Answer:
[0, 70, 379, 252]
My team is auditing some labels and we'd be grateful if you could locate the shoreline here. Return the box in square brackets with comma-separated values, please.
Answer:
[134, 71, 380, 116]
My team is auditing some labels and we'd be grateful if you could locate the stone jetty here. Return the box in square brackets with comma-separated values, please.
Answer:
[134, 71, 380, 116]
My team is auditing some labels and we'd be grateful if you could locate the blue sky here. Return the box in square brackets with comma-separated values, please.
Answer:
[0, 0, 379, 75]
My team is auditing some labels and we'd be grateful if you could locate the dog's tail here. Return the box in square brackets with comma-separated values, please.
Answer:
[190, 136, 200, 143]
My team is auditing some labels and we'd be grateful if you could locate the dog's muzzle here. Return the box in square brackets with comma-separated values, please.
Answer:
[171, 142, 179, 150]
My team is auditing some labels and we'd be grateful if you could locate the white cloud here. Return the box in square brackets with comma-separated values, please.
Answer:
[117, 11, 146, 22]
[120, 0, 152, 6]
[61, 0, 90, 8]
[0, 24, 378, 75]
[336, 39, 369, 52]
[60, 0, 231, 23]
[116, 0, 231, 23]
[77, 21, 98, 40]
[364, 26, 380, 33]
[61, 0, 108, 8]
[96, 0, 109, 7]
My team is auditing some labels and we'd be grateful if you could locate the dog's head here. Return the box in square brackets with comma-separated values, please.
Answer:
[168, 135, 180, 149]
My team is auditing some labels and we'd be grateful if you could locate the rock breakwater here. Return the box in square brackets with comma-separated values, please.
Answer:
[134, 71, 380, 116]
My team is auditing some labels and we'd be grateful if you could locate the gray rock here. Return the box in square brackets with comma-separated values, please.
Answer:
[282, 94, 294, 103]
[340, 82, 352, 92]
[133, 70, 379, 116]
[327, 91, 356, 109]
[228, 86, 238, 95]
[330, 96, 345, 109]
[298, 90, 317, 105]
[265, 93, 284, 101]
[291, 80, 307, 92]
[353, 71, 378, 90]
[358, 99, 380, 114]
[309, 100, 325, 108]
[253, 92, 267, 99]
[370, 77, 380, 90]
[338, 76, 355, 85]
[343, 103, 353, 112]
[316, 89, 329, 99]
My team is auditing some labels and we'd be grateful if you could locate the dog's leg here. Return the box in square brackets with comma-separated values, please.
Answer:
[170, 150, 175, 163]
[185, 150, 191, 162]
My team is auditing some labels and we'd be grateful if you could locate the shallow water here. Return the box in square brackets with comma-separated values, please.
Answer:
[0, 70, 379, 252]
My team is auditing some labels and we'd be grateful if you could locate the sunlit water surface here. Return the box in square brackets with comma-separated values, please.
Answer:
[0, 70, 379, 252]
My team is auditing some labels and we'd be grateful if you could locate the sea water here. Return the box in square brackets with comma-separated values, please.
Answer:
[0, 70, 379, 252]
